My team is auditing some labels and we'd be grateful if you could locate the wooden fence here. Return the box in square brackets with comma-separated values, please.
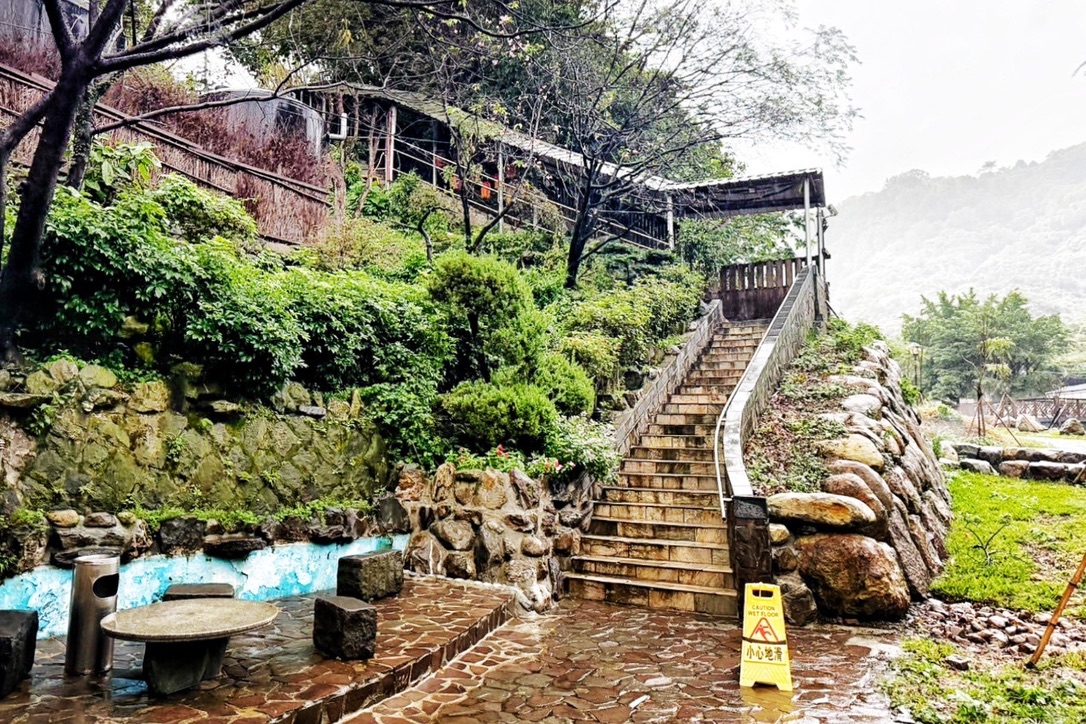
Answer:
[0, 62, 329, 246]
[711, 256, 814, 321]
[996, 397, 1086, 426]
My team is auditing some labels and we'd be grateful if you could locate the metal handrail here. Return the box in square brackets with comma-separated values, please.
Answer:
[712, 267, 815, 515]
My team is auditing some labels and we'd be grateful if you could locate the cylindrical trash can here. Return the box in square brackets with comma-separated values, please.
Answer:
[65, 553, 119, 675]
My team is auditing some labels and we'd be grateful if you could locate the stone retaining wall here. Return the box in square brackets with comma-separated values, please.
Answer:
[394, 463, 593, 613]
[953, 443, 1086, 482]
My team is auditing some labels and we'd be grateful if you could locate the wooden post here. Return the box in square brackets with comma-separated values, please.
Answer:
[803, 178, 811, 266]
[666, 193, 676, 250]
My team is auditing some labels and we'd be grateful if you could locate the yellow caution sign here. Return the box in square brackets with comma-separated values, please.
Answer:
[739, 583, 793, 691]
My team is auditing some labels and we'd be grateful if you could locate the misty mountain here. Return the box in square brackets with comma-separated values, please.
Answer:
[827, 142, 1086, 334]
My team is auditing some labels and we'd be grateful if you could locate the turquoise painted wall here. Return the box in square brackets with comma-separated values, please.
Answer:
[0, 534, 409, 638]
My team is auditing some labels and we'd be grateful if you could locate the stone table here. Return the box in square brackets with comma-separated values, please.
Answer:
[101, 598, 279, 696]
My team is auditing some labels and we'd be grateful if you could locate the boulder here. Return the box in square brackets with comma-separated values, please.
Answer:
[977, 447, 1003, 466]
[1017, 414, 1045, 432]
[554, 530, 581, 555]
[474, 521, 507, 570]
[521, 536, 549, 557]
[313, 596, 376, 660]
[158, 517, 207, 555]
[24, 371, 58, 396]
[999, 460, 1030, 479]
[1028, 461, 1071, 481]
[822, 473, 888, 538]
[376, 495, 411, 534]
[337, 550, 404, 601]
[817, 434, 885, 470]
[509, 468, 541, 508]
[431, 519, 474, 551]
[1061, 419, 1086, 436]
[955, 443, 980, 459]
[960, 459, 996, 475]
[396, 465, 428, 502]
[767, 492, 876, 529]
[432, 463, 456, 503]
[445, 551, 477, 579]
[202, 534, 266, 559]
[473, 469, 509, 509]
[47, 359, 79, 384]
[78, 364, 118, 389]
[841, 394, 882, 416]
[887, 502, 932, 598]
[940, 445, 960, 464]
[83, 512, 117, 528]
[0, 393, 51, 409]
[769, 523, 792, 545]
[778, 573, 819, 626]
[826, 460, 895, 511]
[794, 533, 910, 619]
[45, 510, 80, 528]
[129, 381, 171, 413]
[404, 531, 446, 576]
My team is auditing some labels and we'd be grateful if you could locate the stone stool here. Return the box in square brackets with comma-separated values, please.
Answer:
[313, 596, 377, 660]
[162, 583, 236, 601]
[337, 550, 404, 601]
[0, 610, 38, 698]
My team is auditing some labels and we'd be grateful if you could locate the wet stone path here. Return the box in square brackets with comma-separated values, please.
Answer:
[348, 598, 901, 723]
[0, 576, 515, 724]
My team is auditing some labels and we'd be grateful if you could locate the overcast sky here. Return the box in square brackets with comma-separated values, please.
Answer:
[738, 0, 1086, 201]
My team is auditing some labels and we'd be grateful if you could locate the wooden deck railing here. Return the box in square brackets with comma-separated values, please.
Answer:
[0, 62, 329, 246]
[711, 256, 816, 321]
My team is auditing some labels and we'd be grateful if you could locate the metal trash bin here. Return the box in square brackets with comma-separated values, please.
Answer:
[65, 553, 119, 675]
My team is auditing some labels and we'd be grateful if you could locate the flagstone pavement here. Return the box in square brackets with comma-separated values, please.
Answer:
[346, 597, 903, 723]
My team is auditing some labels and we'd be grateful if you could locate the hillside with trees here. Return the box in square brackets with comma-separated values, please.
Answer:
[829, 142, 1086, 333]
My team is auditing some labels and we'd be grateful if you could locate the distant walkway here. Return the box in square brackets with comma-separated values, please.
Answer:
[348, 599, 900, 723]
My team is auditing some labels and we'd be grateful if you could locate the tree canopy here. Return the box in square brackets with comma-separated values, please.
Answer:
[902, 290, 1068, 404]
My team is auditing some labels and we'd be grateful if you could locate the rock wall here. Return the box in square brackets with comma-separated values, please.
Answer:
[766, 342, 952, 623]
[953, 443, 1086, 482]
[1, 360, 391, 515]
[394, 463, 593, 612]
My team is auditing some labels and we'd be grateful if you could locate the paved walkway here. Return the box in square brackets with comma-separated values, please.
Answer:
[0, 576, 514, 724]
[348, 599, 901, 723]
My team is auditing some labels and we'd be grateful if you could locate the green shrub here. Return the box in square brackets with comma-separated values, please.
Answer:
[545, 415, 618, 484]
[428, 252, 534, 382]
[82, 141, 160, 204]
[482, 306, 550, 377]
[559, 332, 621, 388]
[532, 353, 595, 415]
[282, 268, 449, 392]
[150, 174, 257, 246]
[438, 381, 558, 453]
[360, 381, 448, 469]
[303, 216, 427, 277]
[567, 288, 653, 367]
[637, 268, 705, 340]
[183, 242, 304, 397]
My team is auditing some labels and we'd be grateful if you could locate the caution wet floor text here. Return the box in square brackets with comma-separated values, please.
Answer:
[739, 583, 792, 691]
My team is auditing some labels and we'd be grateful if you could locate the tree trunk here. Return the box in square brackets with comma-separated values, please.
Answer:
[564, 225, 587, 289]
[0, 70, 86, 358]
[67, 82, 108, 191]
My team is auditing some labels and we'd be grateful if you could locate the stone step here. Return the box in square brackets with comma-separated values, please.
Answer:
[637, 434, 712, 450]
[675, 385, 736, 396]
[667, 393, 729, 405]
[645, 423, 722, 437]
[594, 502, 722, 525]
[660, 402, 725, 416]
[581, 534, 731, 566]
[566, 573, 737, 616]
[694, 360, 748, 371]
[625, 447, 716, 462]
[685, 370, 745, 382]
[616, 471, 719, 490]
[708, 341, 760, 351]
[652, 413, 720, 426]
[572, 556, 735, 589]
[590, 517, 728, 544]
[599, 486, 721, 506]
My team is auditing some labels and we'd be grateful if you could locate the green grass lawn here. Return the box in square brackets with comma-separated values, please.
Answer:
[932, 471, 1086, 615]
[882, 471, 1086, 723]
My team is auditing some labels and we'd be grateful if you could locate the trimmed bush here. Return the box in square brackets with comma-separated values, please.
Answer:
[532, 353, 595, 416]
[438, 381, 558, 453]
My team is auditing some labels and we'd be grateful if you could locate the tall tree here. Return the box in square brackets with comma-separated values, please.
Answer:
[902, 290, 1069, 405]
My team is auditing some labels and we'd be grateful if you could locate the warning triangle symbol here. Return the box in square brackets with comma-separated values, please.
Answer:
[750, 616, 782, 643]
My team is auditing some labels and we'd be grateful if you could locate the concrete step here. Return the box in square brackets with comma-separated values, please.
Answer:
[594, 501, 722, 525]
[667, 393, 729, 405]
[590, 517, 727, 544]
[694, 360, 749, 371]
[566, 573, 737, 616]
[572, 556, 735, 589]
[652, 413, 720, 426]
[616, 471, 719, 490]
[637, 434, 712, 450]
[581, 534, 731, 566]
[625, 447, 716, 462]
[645, 423, 721, 437]
[600, 485, 721, 506]
[675, 385, 735, 396]
[685, 370, 745, 382]
[660, 402, 725, 416]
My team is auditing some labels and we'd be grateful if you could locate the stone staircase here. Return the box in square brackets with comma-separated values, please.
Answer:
[566, 321, 771, 616]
